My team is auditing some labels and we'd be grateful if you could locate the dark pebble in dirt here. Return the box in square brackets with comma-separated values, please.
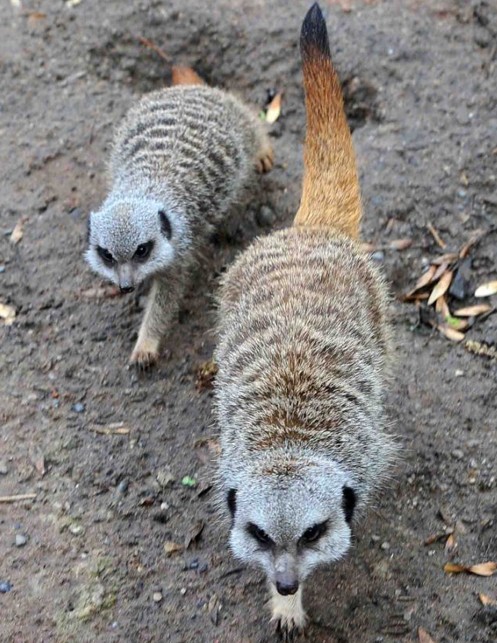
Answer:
[256, 205, 276, 227]
[71, 402, 85, 413]
[449, 258, 472, 300]
[0, 581, 12, 593]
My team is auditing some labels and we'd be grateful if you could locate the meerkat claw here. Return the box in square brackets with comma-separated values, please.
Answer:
[255, 147, 274, 173]
[129, 342, 159, 370]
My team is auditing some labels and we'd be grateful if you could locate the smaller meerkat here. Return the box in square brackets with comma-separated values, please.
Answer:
[215, 4, 396, 639]
[86, 68, 272, 367]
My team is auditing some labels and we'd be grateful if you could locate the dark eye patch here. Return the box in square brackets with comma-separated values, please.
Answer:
[97, 246, 115, 265]
[158, 210, 172, 240]
[342, 486, 356, 524]
[299, 520, 328, 545]
[133, 240, 154, 261]
[246, 522, 274, 548]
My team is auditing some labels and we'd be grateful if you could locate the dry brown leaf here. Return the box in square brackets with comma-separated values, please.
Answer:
[427, 222, 446, 249]
[431, 253, 459, 265]
[479, 593, 497, 606]
[184, 520, 205, 549]
[265, 92, 282, 124]
[428, 270, 453, 306]
[459, 229, 486, 259]
[10, 217, 26, 245]
[164, 541, 183, 556]
[425, 531, 452, 546]
[454, 304, 492, 317]
[475, 280, 497, 298]
[465, 340, 497, 361]
[418, 627, 437, 643]
[469, 562, 497, 577]
[415, 265, 437, 291]
[444, 533, 457, 554]
[444, 561, 497, 576]
[435, 295, 450, 319]
[0, 303, 16, 326]
[389, 238, 412, 250]
[437, 324, 465, 342]
[171, 65, 204, 86]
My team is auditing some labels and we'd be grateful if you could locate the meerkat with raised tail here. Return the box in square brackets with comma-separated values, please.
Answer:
[214, 4, 396, 638]
[86, 68, 273, 367]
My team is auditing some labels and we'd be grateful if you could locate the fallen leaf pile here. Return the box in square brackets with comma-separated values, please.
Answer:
[404, 228, 495, 342]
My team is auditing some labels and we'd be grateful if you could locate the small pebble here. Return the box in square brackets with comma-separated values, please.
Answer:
[381, 541, 390, 551]
[117, 479, 129, 495]
[452, 449, 464, 460]
[69, 524, 84, 536]
[455, 370, 464, 377]
[0, 581, 12, 593]
[0, 265, 5, 273]
[71, 402, 85, 414]
[180, 587, 187, 596]
[371, 251, 385, 262]
[152, 592, 162, 603]
[15, 534, 28, 547]
[0, 460, 8, 475]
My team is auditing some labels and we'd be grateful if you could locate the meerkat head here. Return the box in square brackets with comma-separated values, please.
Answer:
[226, 456, 356, 595]
[86, 195, 180, 292]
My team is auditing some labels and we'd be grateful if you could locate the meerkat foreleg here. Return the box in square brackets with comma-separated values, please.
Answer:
[269, 583, 306, 641]
[129, 274, 183, 368]
[255, 139, 274, 174]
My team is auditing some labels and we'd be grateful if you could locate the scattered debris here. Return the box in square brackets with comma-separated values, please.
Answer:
[475, 280, 497, 298]
[427, 222, 446, 249]
[0, 493, 37, 503]
[418, 627, 437, 643]
[464, 340, 497, 362]
[195, 359, 218, 391]
[88, 422, 131, 436]
[479, 593, 497, 606]
[137, 36, 170, 61]
[171, 65, 204, 86]
[156, 468, 175, 489]
[363, 238, 412, 253]
[444, 561, 497, 577]
[0, 581, 13, 593]
[454, 304, 492, 317]
[428, 271, 453, 306]
[184, 521, 204, 549]
[15, 534, 28, 547]
[80, 285, 120, 299]
[181, 476, 197, 488]
[263, 92, 282, 124]
[0, 303, 16, 326]
[164, 541, 183, 557]
[9, 217, 26, 245]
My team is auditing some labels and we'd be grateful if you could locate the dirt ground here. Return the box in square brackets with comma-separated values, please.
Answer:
[1, 0, 496, 641]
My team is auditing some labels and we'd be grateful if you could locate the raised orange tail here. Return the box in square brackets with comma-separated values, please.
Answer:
[294, 3, 361, 239]
[171, 65, 205, 86]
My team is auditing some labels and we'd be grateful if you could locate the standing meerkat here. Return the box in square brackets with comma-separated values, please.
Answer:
[86, 69, 273, 367]
[214, 4, 396, 638]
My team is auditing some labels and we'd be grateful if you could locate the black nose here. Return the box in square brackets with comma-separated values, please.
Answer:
[120, 286, 135, 294]
[276, 580, 299, 596]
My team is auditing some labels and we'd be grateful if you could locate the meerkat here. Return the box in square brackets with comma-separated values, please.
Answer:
[214, 4, 396, 639]
[86, 68, 273, 367]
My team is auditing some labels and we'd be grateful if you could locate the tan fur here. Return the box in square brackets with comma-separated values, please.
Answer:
[293, 16, 362, 238]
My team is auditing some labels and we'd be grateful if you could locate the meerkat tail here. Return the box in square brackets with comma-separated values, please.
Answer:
[294, 2, 362, 239]
[171, 65, 205, 86]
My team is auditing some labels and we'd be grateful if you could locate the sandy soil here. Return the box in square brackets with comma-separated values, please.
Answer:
[1, 1, 496, 641]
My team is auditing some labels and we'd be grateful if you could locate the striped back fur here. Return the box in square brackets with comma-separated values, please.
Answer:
[111, 85, 266, 228]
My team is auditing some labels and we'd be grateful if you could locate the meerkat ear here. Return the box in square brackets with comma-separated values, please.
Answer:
[227, 488, 237, 518]
[158, 210, 172, 240]
[342, 486, 356, 523]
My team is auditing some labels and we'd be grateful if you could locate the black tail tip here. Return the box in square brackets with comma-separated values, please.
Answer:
[300, 2, 330, 58]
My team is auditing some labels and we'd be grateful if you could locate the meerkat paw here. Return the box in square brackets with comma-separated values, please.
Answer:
[129, 337, 160, 369]
[255, 144, 274, 174]
[270, 587, 306, 641]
